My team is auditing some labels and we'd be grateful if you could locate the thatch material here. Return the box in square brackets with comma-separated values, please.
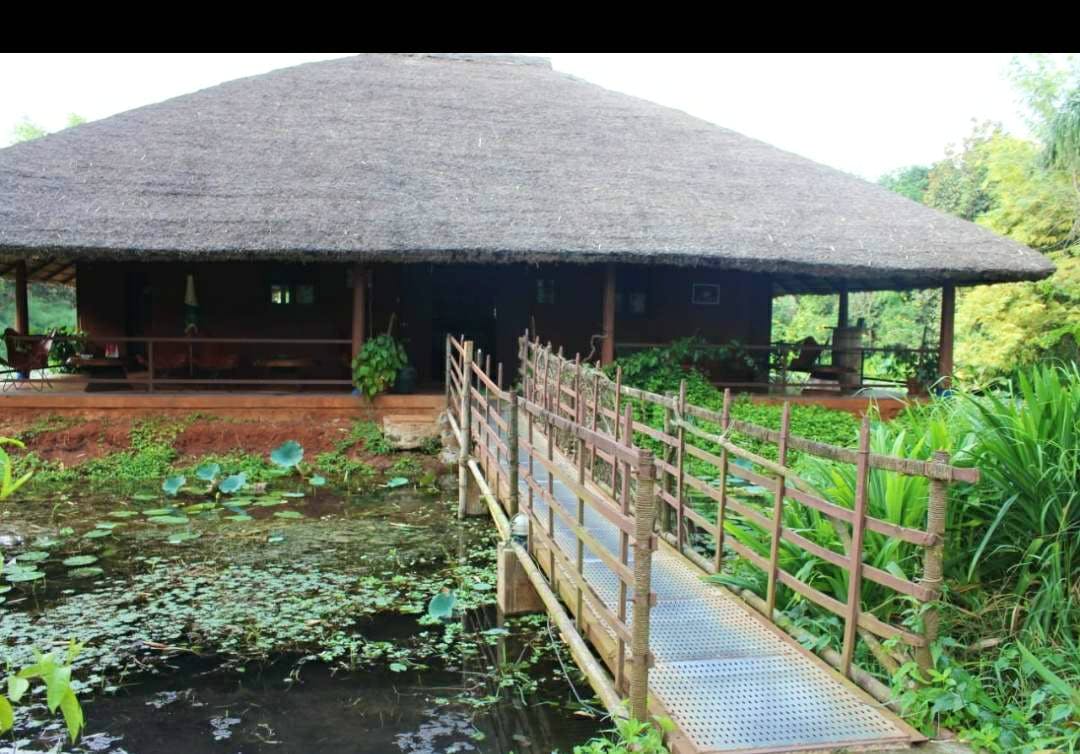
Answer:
[0, 53, 1054, 292]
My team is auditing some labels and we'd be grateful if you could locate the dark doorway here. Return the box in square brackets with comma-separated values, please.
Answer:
[430, 265, 499, 383]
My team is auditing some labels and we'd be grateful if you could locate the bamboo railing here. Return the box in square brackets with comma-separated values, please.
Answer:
[445, 334, 658, 721]
[520, 334, 979, 682]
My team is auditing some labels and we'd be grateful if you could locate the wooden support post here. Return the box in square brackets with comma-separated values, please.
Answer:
[713, 388, 732, 573]
[675, 379, 687, 555]
[589, 371, 600, 482]
[497, 544, 544, 615]
[14, 260, 29, 335]
[350, 264, 367, 362]
[916, 449, 950, 671]
[508, 392, 520, 517]
[147, 340, 155, 393]
[837, 284, 849, 329]
[611, 366, 622, 491]
[601, 263, 616, 366]
[765, 402, 792, 616]
[629, 450, 657, 723]
[938, 284, 955, 389]
[458, 340, 474, 519]
[841, 415, 872, 677]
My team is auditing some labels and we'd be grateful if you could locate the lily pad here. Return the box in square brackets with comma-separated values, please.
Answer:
[62, 555, 99, 567]
[147, 515, 190, 526]
[15, 551, 49, 563]
[270, 441, 304, 469]
[182, 502, 217, 514]
[166, 531, 201, 544]
[109, 510, 139, 518]
[310, 475, 326, 487]
[95, 521, 121, 530]
[219, 473, 247, 494]
[273, 511, 304, 519]
[162, 475, 186, 496]
[389, 662, 407, 673]
[82, 529, 112, 539]
[281, 491, 305, 499]
[131, 493, 158, 502]
[68, 567, 104, 579]
[195, 462, 221, 482]
[6, 569, 45, 583]
[225, 514, 253, 522]
[142, 508, 175, 516]
[385, 477, 409, 489]
[427, 589, 456, 620]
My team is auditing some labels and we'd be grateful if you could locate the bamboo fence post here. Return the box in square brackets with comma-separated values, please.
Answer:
[841, 415, 872, 677]
[575, 409, 586, 630]
[675, 379, 688, 555]
[444, 334, 451, 407]
[713, 388, 732, 573]
[765, 402, 792, 616]
[508, 392, 520, 517]
[589, 371, 600, 483]
[916, 449, 950, 671]
[629, 450, 657, 722]
[457, 340, 475, 519]
[612, 366, 622, 491]
[615, 403, 634, 693]
[661, 392, 675, 536]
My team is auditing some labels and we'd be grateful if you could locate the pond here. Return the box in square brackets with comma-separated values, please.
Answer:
[0, 480, 604, 753]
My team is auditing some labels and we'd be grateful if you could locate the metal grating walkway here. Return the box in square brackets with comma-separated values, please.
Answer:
[499, 424, 919, 754]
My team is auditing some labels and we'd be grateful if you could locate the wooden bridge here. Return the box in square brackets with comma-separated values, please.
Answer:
[445, 334, 978, 754]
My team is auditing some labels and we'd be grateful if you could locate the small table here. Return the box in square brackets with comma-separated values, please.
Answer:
[66, 357, 129, 390]
[252, 357, 315, 383]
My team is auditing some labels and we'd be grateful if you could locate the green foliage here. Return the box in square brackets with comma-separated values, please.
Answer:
[0, 281, 76, 335]
[0, 641, 85, 742]
[351, 334, 408, 398]
[956, 362, 1080, 644]
[878, 165, 930, 203]
[0, 437, 33, 499]
[572, 716, 672, 754]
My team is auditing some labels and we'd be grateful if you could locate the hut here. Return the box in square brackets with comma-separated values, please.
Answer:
[0, 53, 1055, 414]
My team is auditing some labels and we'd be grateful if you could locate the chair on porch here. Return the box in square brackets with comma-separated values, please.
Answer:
[783, 336, 855, 388]
[1, 329, 55, 391]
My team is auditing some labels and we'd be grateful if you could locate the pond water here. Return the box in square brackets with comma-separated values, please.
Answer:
[0, 480, 604, 753]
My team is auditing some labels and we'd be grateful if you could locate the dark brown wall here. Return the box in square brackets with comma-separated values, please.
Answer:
[74, 260, 774, 385]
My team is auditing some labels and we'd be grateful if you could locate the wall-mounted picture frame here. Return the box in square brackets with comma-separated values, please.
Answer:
[691, 283, 721, 305]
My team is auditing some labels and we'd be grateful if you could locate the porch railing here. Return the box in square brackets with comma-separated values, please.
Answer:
[614, 340, 940, 394]
[2, 333, 353, 391]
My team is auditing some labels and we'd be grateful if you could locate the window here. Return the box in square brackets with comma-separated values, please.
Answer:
[269, 282, 315, 306]
[536, 279, 555, 305]
[615, 268, 650, 318]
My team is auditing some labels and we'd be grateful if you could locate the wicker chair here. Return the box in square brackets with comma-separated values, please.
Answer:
[1, 329, 55, 391]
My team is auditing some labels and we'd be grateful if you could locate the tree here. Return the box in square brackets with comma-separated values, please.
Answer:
[9, 113, 86, 146]
[878, 165, 930, 203]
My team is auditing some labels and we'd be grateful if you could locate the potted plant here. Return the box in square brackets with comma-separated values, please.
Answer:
[891, 349, 939, 396]
[351, 333, 408, 399]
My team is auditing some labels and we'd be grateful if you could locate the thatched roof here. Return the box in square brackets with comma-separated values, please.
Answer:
[0, 53, 1054, 293]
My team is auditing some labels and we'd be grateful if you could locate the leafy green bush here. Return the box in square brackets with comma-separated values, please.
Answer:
[352, 334, 408, 398]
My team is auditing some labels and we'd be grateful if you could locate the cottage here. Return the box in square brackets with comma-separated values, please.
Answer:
[0, 53, 1054, 412]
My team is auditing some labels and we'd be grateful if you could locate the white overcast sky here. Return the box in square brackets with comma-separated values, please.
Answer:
[0, 52, 1062, 179]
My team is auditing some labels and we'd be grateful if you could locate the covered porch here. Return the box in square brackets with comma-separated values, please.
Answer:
[1, 255, 956, 404]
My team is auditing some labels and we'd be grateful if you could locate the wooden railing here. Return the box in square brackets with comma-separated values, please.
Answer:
[613, 340, 940, 394]
[521, 335, 978, 683]
[3, 333, 353, 390]
[445, 334, 658, 721]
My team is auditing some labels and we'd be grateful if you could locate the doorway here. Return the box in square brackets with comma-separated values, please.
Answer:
[430, 265, 498, 383]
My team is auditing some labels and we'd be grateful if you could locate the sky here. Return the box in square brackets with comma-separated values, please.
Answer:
[0, 52, 1055, 179]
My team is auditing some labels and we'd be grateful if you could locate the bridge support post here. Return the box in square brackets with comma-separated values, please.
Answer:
[629, 450, 657, 722]
[497, 544, 543, 615]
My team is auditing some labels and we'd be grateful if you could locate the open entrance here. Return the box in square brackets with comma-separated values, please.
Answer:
[429, 265, 499, 384]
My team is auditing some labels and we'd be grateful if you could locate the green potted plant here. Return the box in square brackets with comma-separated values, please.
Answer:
[351, 333, 408, 399]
